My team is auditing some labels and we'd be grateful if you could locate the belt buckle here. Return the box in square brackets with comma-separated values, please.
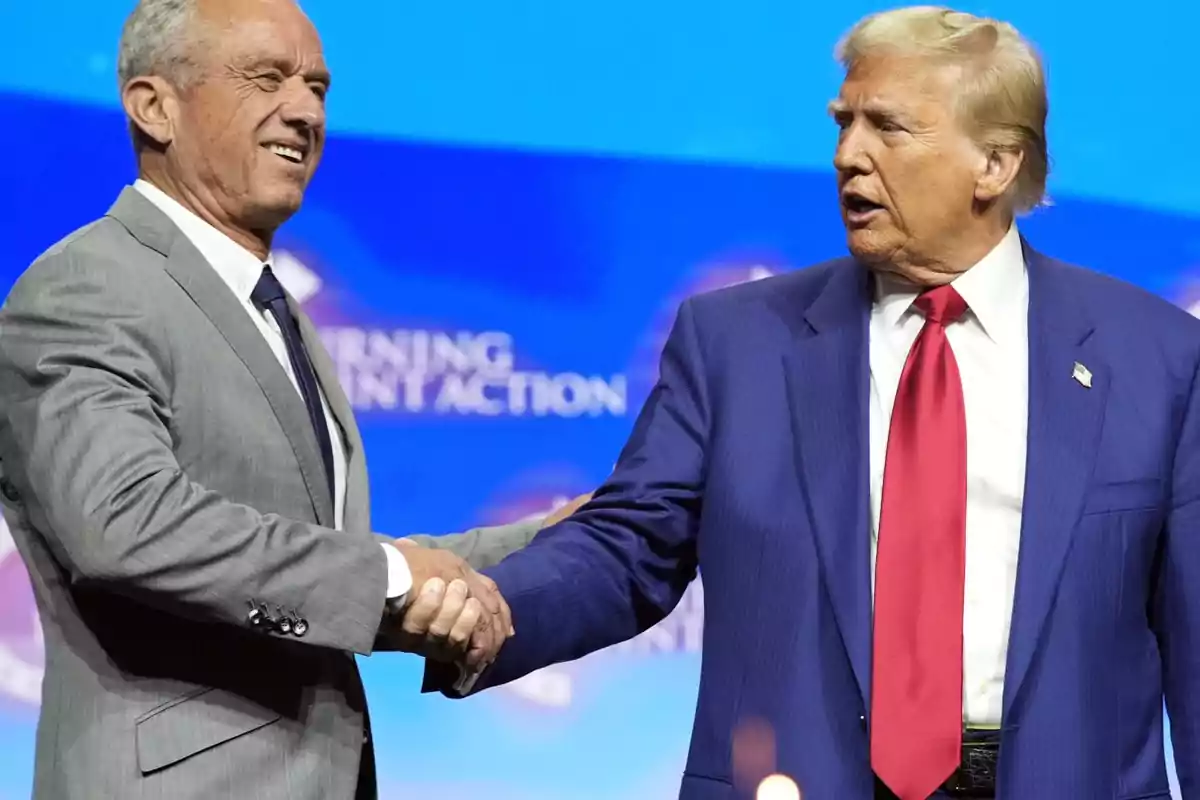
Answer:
[942, 730, 999, 798]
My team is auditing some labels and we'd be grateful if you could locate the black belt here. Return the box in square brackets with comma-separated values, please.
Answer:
[942, 728, 1000, 797]
[875, 729, 1000, 799]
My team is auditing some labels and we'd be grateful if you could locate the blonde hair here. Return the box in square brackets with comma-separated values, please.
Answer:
[836, 6, 1049, 212]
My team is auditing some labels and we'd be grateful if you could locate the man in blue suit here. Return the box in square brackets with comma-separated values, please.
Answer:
[427, 7, 1200, 799]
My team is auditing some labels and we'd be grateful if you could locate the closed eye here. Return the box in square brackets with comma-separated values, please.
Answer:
[865, 109, 910, 134]
[254, 71, 285, 90]
[867, 112, 906, 133]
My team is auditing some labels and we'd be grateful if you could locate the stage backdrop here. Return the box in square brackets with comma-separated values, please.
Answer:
[1, 1, 1198, 797]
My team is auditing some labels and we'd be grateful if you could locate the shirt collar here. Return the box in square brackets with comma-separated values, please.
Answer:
[873, 223, 1027, 344]
[133, 179, 270, 304]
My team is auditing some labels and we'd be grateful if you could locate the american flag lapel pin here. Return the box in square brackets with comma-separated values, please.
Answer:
[1072, 361, 1092, 389]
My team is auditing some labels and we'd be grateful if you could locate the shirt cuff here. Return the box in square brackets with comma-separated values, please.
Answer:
[453, 663, 484, 695]
[380, 542, 413, 602]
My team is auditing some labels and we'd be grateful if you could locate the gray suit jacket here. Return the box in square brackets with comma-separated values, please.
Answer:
[0, 187, 540, 800]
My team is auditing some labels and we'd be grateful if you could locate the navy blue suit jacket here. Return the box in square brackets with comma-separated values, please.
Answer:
[433, 248, 1200, 799]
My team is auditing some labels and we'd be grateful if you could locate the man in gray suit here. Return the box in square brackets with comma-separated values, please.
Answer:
[0, 0, 556, 797]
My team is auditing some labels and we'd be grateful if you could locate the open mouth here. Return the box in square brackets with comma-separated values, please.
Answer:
[264, 142, 307, 164]
[842, 192, 885, 223]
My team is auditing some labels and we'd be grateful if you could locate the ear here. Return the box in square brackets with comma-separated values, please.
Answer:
[121, 76, 181, 147]
[975, 147, 1023, 204]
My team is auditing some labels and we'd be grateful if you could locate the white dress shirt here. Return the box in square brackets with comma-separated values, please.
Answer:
[133, 180, 411, 602]
[868, 224, 1029, 727]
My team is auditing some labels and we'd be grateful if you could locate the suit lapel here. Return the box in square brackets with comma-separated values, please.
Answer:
[781, 262, 874, 710]
[107, 188, 335, 528]
[1001, 246, 1109, 719]
[295, 306, 372, 535]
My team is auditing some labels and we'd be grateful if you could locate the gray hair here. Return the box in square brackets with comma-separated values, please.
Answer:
[117, 0, 203, 89]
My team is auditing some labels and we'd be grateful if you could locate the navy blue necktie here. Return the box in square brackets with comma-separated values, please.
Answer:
[251, 266, 336, 504]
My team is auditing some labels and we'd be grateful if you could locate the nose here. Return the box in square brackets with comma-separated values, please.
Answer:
[833, 123, 871, 176]
[279, 78, 326, 132]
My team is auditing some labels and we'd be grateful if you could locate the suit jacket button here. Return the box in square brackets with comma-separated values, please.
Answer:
[278, 616, 293, 635]
[292, 618, 309, 637]
[248, 606, 264, 626]
[0, 479, 18, 503]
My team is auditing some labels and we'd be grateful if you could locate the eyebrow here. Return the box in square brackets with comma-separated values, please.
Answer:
[827, 99, 912, 124]
[244, 57, 331, 87]
[307, 66, 332, 87]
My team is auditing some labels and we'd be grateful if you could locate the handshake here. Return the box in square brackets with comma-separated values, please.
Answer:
[381, 496, 587, 674]
[385, 539, 513, 672]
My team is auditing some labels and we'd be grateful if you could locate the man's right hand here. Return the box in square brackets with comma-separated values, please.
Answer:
[384, 541, 512, 668]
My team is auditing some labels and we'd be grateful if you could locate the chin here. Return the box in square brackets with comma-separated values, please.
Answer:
[846, 232, 892, 267]
[246, 190, 305, 229]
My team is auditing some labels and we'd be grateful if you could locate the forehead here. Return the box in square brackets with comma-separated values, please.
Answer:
[200, 0, 325, 66]
[835, 54, 959, 116]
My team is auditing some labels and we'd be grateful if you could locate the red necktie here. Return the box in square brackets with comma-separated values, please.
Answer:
[870, 285, 968, 800]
